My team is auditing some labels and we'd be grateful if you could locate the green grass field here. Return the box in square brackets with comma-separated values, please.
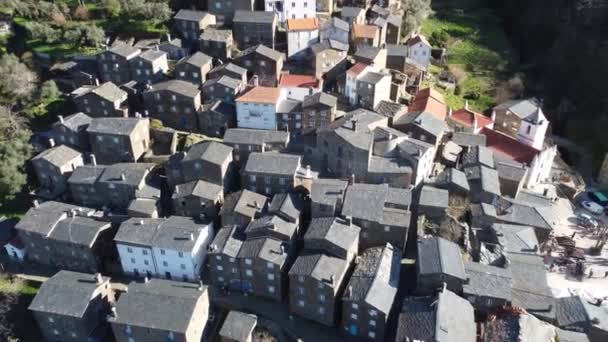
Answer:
[421, 8, 515, 112]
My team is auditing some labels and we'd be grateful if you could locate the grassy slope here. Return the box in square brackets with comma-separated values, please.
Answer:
[421, 8, 515, 112]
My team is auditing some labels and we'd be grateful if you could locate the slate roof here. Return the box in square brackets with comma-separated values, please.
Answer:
[172, 179, 223, 201]
[319, 109, 387, 151]
[321, 17, 349, 31]
[304, 217, 360, 256]
[15, 201, 95, 235]
[50, 216, 111, 247]
[108, 43, 141, 58]
[110, 278, 207, 332]
[396, 111, 447, 138]
[397, 137, 433, 159]
[87, 117, 143, 135]
[419, 186, 449, 209]
[494, 201, 552, 231]
[174, 9, 211, 22]
[463, 261, 512, 301]
[451, 132, 487, 147]
[508, 253, 556, 321]
[114, 218, 162, 246]
[492, 223, 540, 254]
[268, 192, 304, 223]
[341, 6, 365, 18]
[386, 44, 408, 57]
[244, 152, 300, 176]
[417, 236, 466, 280]
[556, 329, 591, 342]
[152, 216, 209, 251]
[556, 296, 591, 330]
[53, 112, 92, 132]
[148, 79, 200, 98]
[209, 63, 247, 78]
[462, 145, 495, 168]
[233, 10, 276, 24]
[302, 92, 337, 108]
[183, 141, 233, 166]
[495, 158, 528, 182]
[32, 144, 81, 166]
[182, 51, 213, 67]
[355, 45, 383, 60]
[220, 190, 268, 219]
[199, 27, 232, 42]
[203, 75, 241, 90]
[236, 44, 284, 62]
[223, 128, 289, 146]
[465, 165, 501, 196]
[359, 70, 389, 85]
[436, 167, 470, 194]
[29, 270, 109, 317]
[68, 165, 106, 185]
[342, 244, 401, 315]
[136, 49, 167, 63]
[237, 236, 291, 268]
[375, 100, 408, 118]
[396, 288, 476, 342]
[342, 183, 411, 227]
[90, 82, 127, 102]
[288, 253, 349, 293]
[219, 311, 257, 342]
[208, 225, 244, 258]
[310, 178, 348, 206]
[244, 214, 297, 241]
[97, 163, 155, 187]
[494, 98, 543, 121]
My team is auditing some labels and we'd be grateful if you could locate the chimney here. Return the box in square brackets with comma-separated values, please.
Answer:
[95, 78, 100, 86]
[58, 115, 64, 124]
[189, 233, 194, 241]
[33, 200, 40, 208]
[166, 33, 171, 42]
[464, 100, 469, 110]
[472, 114, 478, 132]
[48, 138, 56, 148]
[268, 223, 275, 230]
[109, 306, 117, 318]
[90, 154, 97, 166]
[351, 119, 357, 130]
[138, 219, 144, 225]
[330, 275, 335, 286]
[448, 107, 452, 117]
[252, 75, 259, 87]
[175, 186, 179, 194]
[280, 244, 286, 255]
[305, 165, 312, 178]
[154, 45, 159, 51]
[349, 174, 355, 185]
[198, 280, 204, 291]
[254, 201, 260, 209]
[120, 173, 126, 181]
[261, 142, 267, 153]
[135, 112, 142, 119]
[95, 273, 103, 284]
[144, 276, 150, 283]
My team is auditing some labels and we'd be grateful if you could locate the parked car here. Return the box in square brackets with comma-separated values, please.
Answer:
[582, 200, 604, 215]
[588, 191, 608, 206]
[577, 213, 599, 229]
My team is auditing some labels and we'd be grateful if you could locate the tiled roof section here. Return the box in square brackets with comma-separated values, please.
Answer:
[199, 27, 232, 42]
[386, 44, 408, 57]
[341, 6, 365, 18]
[87, 117, 143, 135]
[137, 49, 166, 62]
[418, 185, 449, 209]
[50, 216, 111, 246]
[183, 141, 233, 165]
[286, 18, 319, 31]
[375, 100, 408, 118]
[223, 128, 289, 146]
[407, 34, 431, 47]
[15, 201, 95, 235]
[346, 62, 369, 76]
[354, 45, 382, 60]
[302, 92, 337, 108]
[417, 236, 466, 280]
[90, 82, 127, 102]
[342, 244, 401, 315]
[509, 253, 555, 321]
[220, 190, 268, 219]
[236, 44, 284, 61]
[352, 24, 379, 39]
[321, 17, 349, 31]
[148, 79, 201, 98]
[244, 214, 297, 241]
[288, 253, 349, 293]
[462, 145, 495, 168]
[450, 107, 494, 128]
[451, 132, 487, 147]
[556, 296, 591, 329]
[32, 144, 81, 166]
[174, 9, 211, 22]
[68, 165, 106, 185]
[268, 192, 304, 223]
[233, 10, 276, 24]
[304, 217, 360, 256]
[108, 43, 141, 58]
[280, 74, 320, 88]
[183, 51, 213, 67]
[342, 183, 411, 226]
[209, 225, 244, 258]
[152, 216, 209, 251]
[236, 86, 281, 104]
[203, 75, 241, 89]
[359, 70, 389, 84]
[463, 261, 512, 301]
[492, 223, 540, 254]
[172, 179, 223, 201]
[219, 311, 257, 342]
[54, 112, 92, 132]
[209, 63, 247, 77]
[494, 98, 542, 120]
[397, 111, 447, 138]
[28, 270, 109, 317]
[481, 127, 540, 164]
[97, 163, 155, 187]
[310, 178, 348, 206]
[110, 278, 207, 332]
[244, 152, 301, 176]
[409, 88, 447, 119]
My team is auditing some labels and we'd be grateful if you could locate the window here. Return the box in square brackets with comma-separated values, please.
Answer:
[249, 175, 256, 182]
[215, 255, 222, 261]
[217, 265, 224, 271]
[368, 331, 376, 339]
[318, 307, 325, 314]
[53, 329, 59, 335]
[245, 258, 252, 265]
[351, 313, 358, 320]
[180, 264, 186, 270]
[266, 262, 274, 269]
[144, 260, 149, 265]
[163, 261, 168, 267]
[292, 2, 296, 7]
[48, 317, 54, 323]
[168, 331, 175, 340]
[131, 258, 136, 264]
[268, 285, 275, 293]
[193, 72, 199, 79]
[319, 294, 326, 302]
[384, 226, 390, 232]
[369, 309, 378, 316]
[259, 60, 266, 67]
[265, 176, 271, 184]
[298, 300, 305, 307]
[369, 320, 376, 327]
[352, 303, 359, 310]
[160, 249, 165, 255]
[218, 276, 224, 282]
[267, 273, 275, 281]
[127, 247, 133, 253]
[526, 125, 531, 134]
[231, 267, 238, 274]
[171, 95, 177, 102]
[246, 269, 253, 277]
[97, 135, 104, 142]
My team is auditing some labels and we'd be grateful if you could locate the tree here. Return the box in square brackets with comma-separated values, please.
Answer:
[64, 23, 106, 47]
[24, 22, 61, 43]
[102, 0, 122, 17]
[73, 5, 91, 21]
[39, 80, 60, 101]
[0, 54, 38, 107]
[430, 30, 449, 48]
[401, 0, 432, 36]
[120, 0, 172, 21]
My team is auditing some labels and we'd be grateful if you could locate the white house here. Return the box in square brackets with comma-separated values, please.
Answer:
[279, 74, 322, 101]
[236, 87, 284, 130]
[344, 63, 391, 109]
[406, 34, 432, 68]
[4, 237, 26, 261]
[114, 216, 214, 282]
[492, 98, 549, 150]
[265, 0, 316, 24]
[286, 18, 320, 59]
[345, 63, 377, 105]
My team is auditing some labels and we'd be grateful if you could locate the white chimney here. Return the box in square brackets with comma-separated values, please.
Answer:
[305, 165, 312, 178]
[95, 273, 103, 284]
[48, 138, 55, 148]
[95, 78, 100, 86]
[144, 276, 150, 283]
[448, 107, 452, 117]
[90, 154, 97, 167]
[472, 114, 478, 132]
[189, 233, 194, 241]
[58, 115, 64, 124]
[120, 173, 126, 181]
[464, 101, 469, 110]
[33, 200, 40, 208]
[252, 75, 259, 87]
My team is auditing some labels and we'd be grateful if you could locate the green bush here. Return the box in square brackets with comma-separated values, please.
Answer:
[430, 30, 450, 48]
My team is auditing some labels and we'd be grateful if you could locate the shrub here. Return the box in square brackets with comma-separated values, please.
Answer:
[73, 5, 90, 21]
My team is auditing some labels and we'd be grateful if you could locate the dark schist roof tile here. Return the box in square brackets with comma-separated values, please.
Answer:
[219, 311, 257, 341]
[417, 236, 466, 280]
